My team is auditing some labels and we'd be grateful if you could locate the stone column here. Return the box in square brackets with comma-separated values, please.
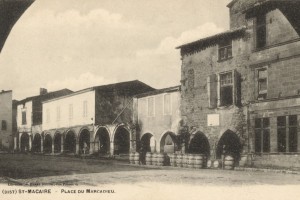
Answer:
[76, 142, 80, 154]
[19, 133, 22, 150]
[110, 141, 114, 156]
[52, 143, 55, 154]
[29, 135, 32, 152]
[41, 137, 44, 153]
[61, 135, 64, 153]
[14, 137, 17, 151]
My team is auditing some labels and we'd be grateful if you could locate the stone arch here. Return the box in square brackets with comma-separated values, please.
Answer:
[65, 130, 76, 154]
[20, 132, 30, 152]
[32, 133, 42, 153]
[44, 133, 53, 154]
[159, 131, 178, 153]
[141, 132, 156, 153]
[79, 128, 90, 154]
[94, 126, 110, 155]
[188, 131, 210, 157]
[216, 129, 242, 161]
[113, 125, 130, 155]
[54, 132, 63, 153]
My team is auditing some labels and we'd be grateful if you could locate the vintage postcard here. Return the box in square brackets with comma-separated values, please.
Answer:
[0, 0, 300, 199]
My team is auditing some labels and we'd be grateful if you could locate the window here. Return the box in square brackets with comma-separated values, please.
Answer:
[277, 115, 298, 153]
[148, 97, 155, 117]
[257, 67, 268, 100]
[220, 72, 233, 106]
[83, 101, 88, 117]
[46, 109, 50, 123]
[22, 111, 26, 125]
[1, 120, 7, 130]
[56, 106, 60, 121]
[187, 69, 195, 89]
[218, 39, 232, 61]
[256, 14, 266, 49]
[255, 118, 270, 153]
[69, 104, 73, 119]
[163, 94, 171, 115]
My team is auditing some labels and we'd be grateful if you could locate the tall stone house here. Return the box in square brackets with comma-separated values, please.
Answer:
[176, 0, 300, 167]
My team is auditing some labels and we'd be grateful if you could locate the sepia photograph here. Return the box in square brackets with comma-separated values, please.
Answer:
[0, 0, 300, 199]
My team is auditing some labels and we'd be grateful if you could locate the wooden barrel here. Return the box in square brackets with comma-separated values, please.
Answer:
[213, 160, 220, 169]
[152, 153, 158, 166]
[239, 154, 247, 167]
[182, 154, 189, 168]
[129, 152, 135, 164]
[157, 153, 165, 166]
[194, 154, 204, 169]
[206, 160, 212, 168]
[169, 154, 177, 167]
[224, 155, 234, 170]
[145, 152, 152, 165]
[176, 154, 183, 167]
[188, 154, 195, 168]
[134, 152, 140, 165]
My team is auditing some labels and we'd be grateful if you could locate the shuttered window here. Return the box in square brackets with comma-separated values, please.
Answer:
[207, 70, 241, 108]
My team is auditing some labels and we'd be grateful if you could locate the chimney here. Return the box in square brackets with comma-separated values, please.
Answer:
[40, 88, 48, 95]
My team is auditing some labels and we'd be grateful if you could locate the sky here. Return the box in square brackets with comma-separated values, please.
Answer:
[0, 0, 231, 100]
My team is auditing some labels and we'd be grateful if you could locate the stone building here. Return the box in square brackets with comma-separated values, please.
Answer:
[16, 88, 73, 152]
[133, 86, 181, 154]
[41, 80, 154, 157]
[176, 0, 300, 167]
[0, 90, 13, 151]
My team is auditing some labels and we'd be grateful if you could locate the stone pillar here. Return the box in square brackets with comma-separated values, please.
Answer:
[76, 142, 80, 154]
[89, 141, 94, 155]
[52, 143, 54, 154]
[61, 135, 64, 153]
[14, 137, 17, 151]
[110, 141, 114, 156]
[19, 133, 22, 150]
[41, 137, 44, 153]
[29, 135, 32, 152]
[130, 129, 137, 153]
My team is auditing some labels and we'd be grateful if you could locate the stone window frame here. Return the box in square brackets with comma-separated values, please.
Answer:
[277, 115, 298, 153]
[254, 117, 271, 154]
[217, 70, 235, 107]
[147, 97, 155, 117]
[21, 109, 27, 125]
[56, 106, 60, 122]
[218, 38, 233, 62]
[163, 93, 172, 116]
[83, 100, 88, 118]
[69, 104, 73, 120]
[255, 13, 267, 49]
[46, 108, 50, 123]
[256, 66, 268, 100]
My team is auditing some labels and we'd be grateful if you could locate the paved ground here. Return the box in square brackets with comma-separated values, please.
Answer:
[1, 154, 300, 186]
[1, 154, 300, 200]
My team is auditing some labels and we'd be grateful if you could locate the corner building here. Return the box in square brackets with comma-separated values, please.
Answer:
[177, 0, 300, 167]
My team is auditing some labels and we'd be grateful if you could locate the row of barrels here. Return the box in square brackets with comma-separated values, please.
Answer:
[129, 152, 235, 170]
[169, 154, 206, 168]
[129, 152, 166, 166]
